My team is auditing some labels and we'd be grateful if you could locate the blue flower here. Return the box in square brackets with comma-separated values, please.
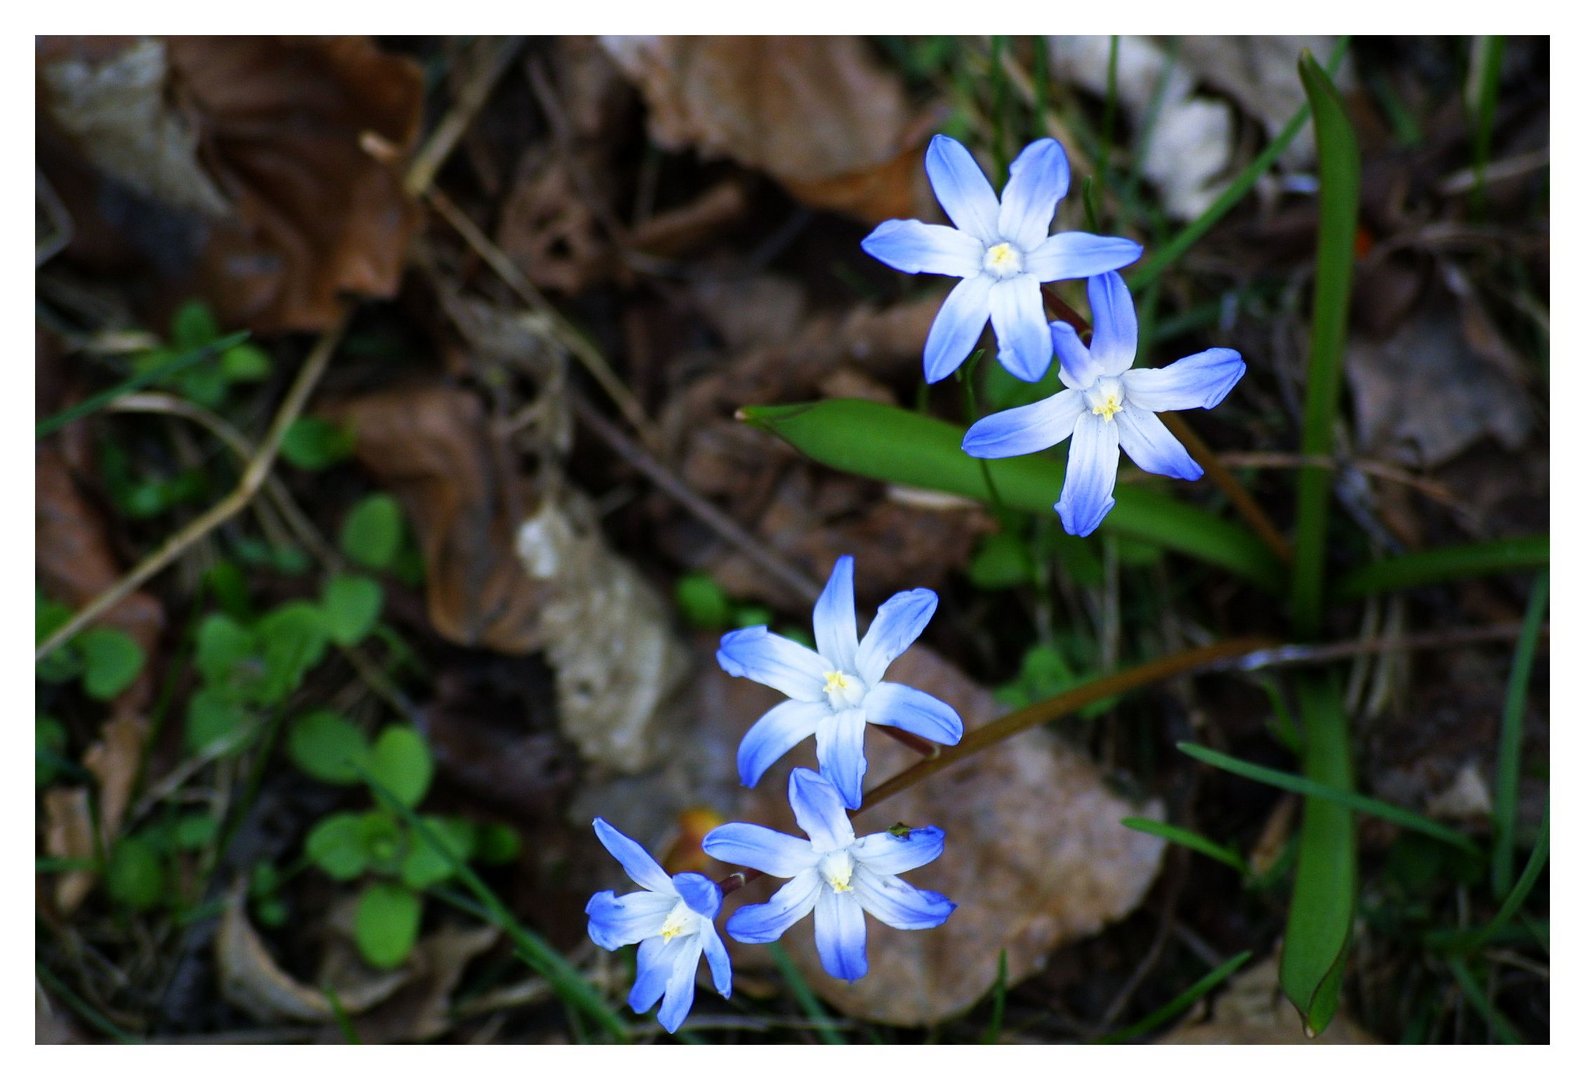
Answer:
[861, 134, 1143, 384]
[585, 818, 732, 1033]
[961, 272, 1246, 537]
[703, 769, 955, 982]
[717, 555, 962, 810]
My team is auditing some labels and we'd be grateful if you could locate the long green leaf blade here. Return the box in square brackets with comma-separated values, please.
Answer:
[1336, 535, 1549, 600]
[741, 399, 1284, 592]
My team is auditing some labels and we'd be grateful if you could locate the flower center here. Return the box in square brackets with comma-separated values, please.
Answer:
[819, 850, 855, 893]
[659, 901, 695, 942]
[981, 241, 1024, 280]
[1086, 377, 1125, 422]
[823, 670, 867, 710]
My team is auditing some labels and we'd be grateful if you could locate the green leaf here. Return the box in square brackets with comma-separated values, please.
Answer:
[287, 710, 370, 785]
[368, 727, 433, 807]
[1120, 817, 1248, 875]
[1096, 951, 1254, 1044]
[475, 823, 522, 865]
[674, 572, 732, 629]
[281, 416, 354, 470]
[220, 342, 272, 382]
[400, 817, 475, 889]
[194, 613, 258, 689]
[76, 627, 145, 700]
[185, 687, 250, 754]
[741, 399, 1285, 592]
[106, 835, 165, 911]
[320, 575, 383, 647]
[254, 601, 330, 704]
[173, 813, 219, 850]
[1494, 570, 1549, 897]
[967, 532, 1035, 590]
[355, 882, 422, 970]
[306, 813, 371, 880]
[171, 299, 220, 349]
[360, 811, 406, 874]
[340, 494, 403, 570]
[1336, 535, 1549, 601]
[36, 717, 69, 788]
[204, 560, 253, 621]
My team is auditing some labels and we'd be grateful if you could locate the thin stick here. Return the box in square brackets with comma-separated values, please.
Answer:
[424, 186, 662, 452]
[404, 37, 525, 199]
[36, 318, 349, 661]
[1223, 622, 1545, 673]
[568, 392, 822, 605]
[1161, 413, 1292, 564]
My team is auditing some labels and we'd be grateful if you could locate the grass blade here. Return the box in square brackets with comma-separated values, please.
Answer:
[1095, 950, 1252, 1044]
[1430, 800, 1548, 954]
[1493, 570, 1548, 896]
[360, 770, 628, 1041]
[1446, 956, 1522, 1044]
[981, 949, 1009, 1044]
[1177, 738, 1477, 854]
[1120, 817, 1247, 875]
[35, 331, 251, 439]
[767, 941, 846, 1045]
[1337, 535, 1549, 600]
[741, 399, 1285, 592]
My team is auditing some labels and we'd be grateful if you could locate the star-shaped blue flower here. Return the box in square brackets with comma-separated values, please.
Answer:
[961, 272, 1246, 537]
[716, 555, 963, 810]
[862, 134, 1143, 384]
[703, 769, 955, 982]
[585, 818, 732, 1033]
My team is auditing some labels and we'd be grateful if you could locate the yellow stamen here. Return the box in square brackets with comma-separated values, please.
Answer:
[824, 671, 852, 695]
[659, 907, 690, 941]
[1091, 393, 1123, 421]
[985, 242, 1018, 271]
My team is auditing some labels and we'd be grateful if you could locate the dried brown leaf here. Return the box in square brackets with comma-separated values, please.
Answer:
[83, 714, 148, 843]
[42, 787, 97, 914]
[729, 647, 1167, 1026]
[1158, 956, 1378, 1044]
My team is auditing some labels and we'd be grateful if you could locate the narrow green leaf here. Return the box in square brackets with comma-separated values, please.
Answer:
[1336, 535, 1549, 601]
[355, 882, 422, 970]
[1277, 675, 1355, 1036]
[741, 399, 1284, 592]
[1446, 956, 1523, 1044]
[1433, 800, 1549, 954]
[767, 941, 845, 1045]
[1121, 817, 1247, 875]
[1493, 570, 1548, 896]
[1290, 48, 1361, 639]
[1096, 950, 1253, 1044]
[1177, 738, 1476, 853]
[981, 950, 1009, 1044]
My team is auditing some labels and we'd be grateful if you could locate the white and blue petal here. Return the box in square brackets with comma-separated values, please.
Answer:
[699, 921, 733, 999]
[813, 709, 869, 810]
[962, 387, 1083, 459]
[812, 555, 859, 672]
[586, 889, 674, 950]
[1116, 408, 1203, 481]
[702, 823, 818, 878]
[859, 219, 984, 277]
[788, 767, 857, 851]
[716, 626, 828, 702]
[593, 818, 675, 896]
[1051, 321, 1104, 390]
[923, 274, 994, 383]
[655, 936, 704, 1033]
[863, 683, 963, 746]
[988, 275, 1053, 382]
[850, 825, 947, 876]
[672, 872, 723, 920]
[814, 888, 869, 981]
[1022, 232, 1142, 284]
[997, 138, 1070, 250]
[1085, 272, 1138, 374]
[629, 934, 684, 1014]
[736, 699, 826, 788]
[1120, 348, 1246, 412]
[725, 869, 821, 943]
[924, 134, 1000, 244]
[1055, 412, 1122, 537]
[852, 870, 956, 931]
[854, 588, 938, 685]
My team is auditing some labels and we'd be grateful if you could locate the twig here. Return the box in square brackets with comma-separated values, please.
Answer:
[36, 317, 349, 661]
[404, 37, 526, 199]
[568, 391, 822, 605]
[1223, 621, 1547, 673]
[1216, 450, 1459, 506]
[424, 186, 662, 452]
[1161, 413, 1293, 564]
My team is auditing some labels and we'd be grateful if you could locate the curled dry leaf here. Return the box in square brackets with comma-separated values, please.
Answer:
[729, 647, 1167, 1026]
[42, 787, 97, 914]
[82, 714, 148, 845]
[333, 384, 549, 655]
[515, 496, 693, 773]
[600, 36, 935, 222]
[324, 923, 501, 1043]
[38, 36, 423, 332]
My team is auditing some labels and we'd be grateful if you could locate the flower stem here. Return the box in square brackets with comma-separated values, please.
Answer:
[1159, 413, 1292, 564]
